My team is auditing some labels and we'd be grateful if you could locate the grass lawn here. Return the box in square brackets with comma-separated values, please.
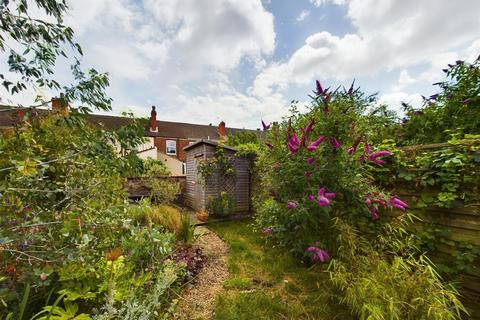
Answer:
[209, 220, 351, 320]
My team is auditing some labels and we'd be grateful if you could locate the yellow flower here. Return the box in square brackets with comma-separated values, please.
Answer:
[106, 248, 122, 261]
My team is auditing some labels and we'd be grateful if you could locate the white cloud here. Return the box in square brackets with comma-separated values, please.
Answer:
[310, 0, 347, 7]
[378, 92, 423, 113]
[296, 10, 311, 22]
[254, 0, 480, 101]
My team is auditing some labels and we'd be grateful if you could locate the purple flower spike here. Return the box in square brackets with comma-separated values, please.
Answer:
[369, 206, 379, 220]
[347, 79, 355, 95]
[307, 136, 326, 151]
[390, 196, 408, 209]
[307, 194, 315, 201]
[306, 246, 330, 263]
[288, 134, 301, 153]
[315, 80, 324, 95]
[262, 120, 271, 131]
[331, 137, 342, 150]
[462, 98, 470, 105]
[367, 150, 393, 161]
[317, 187, 331, 207]
[307, 157, 315, 165]
[325, 192, 336, 199]
[304, 120, 314, 134]
[347, 147, 355, 155]
[287, 201, 297, 209]
[304, 171, 312, 178]
[373, 159, 385, 166]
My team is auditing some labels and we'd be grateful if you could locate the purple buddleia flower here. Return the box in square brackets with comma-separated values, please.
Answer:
[364, 142, 372, 154]
[347, 79, 355, 95]
[304, 171, 312, 178]
[325, 192, 336, 198]
[462, 98, 470, 105]
[390, 196, 408, 210]
[347, 147, 355, 155]
[367, 150, 393, 161]
[307, 157, 315, 165]
[265, 143, 273, 150]
[287, 201, 297, 209]
[288, 134, 301, 153]
[369, 206, 379, 219]
[315, 80, 324, 95]
[373, 159, 385, 166]
[304, 119, 314, 134]
[305, 246, 330, 263]
[262, 120, 271, 131]
[331, 137, 342, 150]
[429, 94, 439, 100]
[307, 194, 315, 201]
[317, 187, 331, 207]
[307, 136, 326, 151]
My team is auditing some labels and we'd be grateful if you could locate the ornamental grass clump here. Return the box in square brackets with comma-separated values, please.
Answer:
[254, 80, 466, 319]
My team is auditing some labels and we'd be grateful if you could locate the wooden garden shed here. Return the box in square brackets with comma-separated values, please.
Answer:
[184, 139, 250, 214]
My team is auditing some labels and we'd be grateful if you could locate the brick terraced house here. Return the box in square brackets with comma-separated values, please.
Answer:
[0, 102, 258, 176]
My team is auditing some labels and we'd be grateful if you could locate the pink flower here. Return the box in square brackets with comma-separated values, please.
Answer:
[347, 147, 355, 155]
[367, 151, 393, 161]
[287, 201, 297, 209]
[261, 120, 271, 131]
[317, 187, 335, 207]
[262, 227, 273, 235]
[307, 194, 315, 201]
[390, 196, 408, 210]
[307, 157, 315, 165]
[304, 119, 314, 134]
[369, 206, 379, 219]
[304, 171, 312, 178]
[306, 246, 330, 263]
[331, 137, 342, 150]
[288, 134, 301, 153]
[307, 136, 326, 151]
[373, 159, 385, 166]
[364, 142, 372, 154]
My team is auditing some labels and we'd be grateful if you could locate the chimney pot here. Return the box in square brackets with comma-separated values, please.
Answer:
[51, 95, 69, 116]
[218, 121, 226, 138]
[150, 105, 158, 132]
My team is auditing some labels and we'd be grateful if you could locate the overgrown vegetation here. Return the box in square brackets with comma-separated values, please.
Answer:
[211, 221, 349, 320]
[251, 71, 473, 318]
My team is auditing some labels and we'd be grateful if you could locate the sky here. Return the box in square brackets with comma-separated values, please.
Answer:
[2, 0, 480, 129]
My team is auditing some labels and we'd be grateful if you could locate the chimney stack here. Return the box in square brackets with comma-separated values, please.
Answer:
[218, 121, 226, 138]
[51, 94, 69, 116]
[150, 106, 158, 132]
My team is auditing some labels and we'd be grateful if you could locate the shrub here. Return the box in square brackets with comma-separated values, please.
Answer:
[254, 79, 466, 319]
[207, 192, 236, 217]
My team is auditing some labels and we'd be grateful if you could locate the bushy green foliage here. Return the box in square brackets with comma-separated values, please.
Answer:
[0, 114, 180, 318]
[227, 131, 261, 147]
[207, 192, 236, 217]
[398, 59, 480, 145]
[254, 82, 466, 319]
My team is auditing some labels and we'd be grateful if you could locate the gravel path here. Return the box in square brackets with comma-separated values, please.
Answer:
[172, 226, 229, 320]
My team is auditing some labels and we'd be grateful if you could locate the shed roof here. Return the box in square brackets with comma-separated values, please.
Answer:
[183, 139, 237, 152]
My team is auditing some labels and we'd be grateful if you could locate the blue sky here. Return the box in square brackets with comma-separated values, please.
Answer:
[1, 0, 480, 129]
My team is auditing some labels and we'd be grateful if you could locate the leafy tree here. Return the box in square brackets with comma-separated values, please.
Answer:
[398, 58, 480, 145]
[0, 0, 111, 112]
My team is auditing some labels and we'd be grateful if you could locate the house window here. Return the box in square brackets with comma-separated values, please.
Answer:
[166, 140, 176, 155]
[182, 162, 186, 175]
